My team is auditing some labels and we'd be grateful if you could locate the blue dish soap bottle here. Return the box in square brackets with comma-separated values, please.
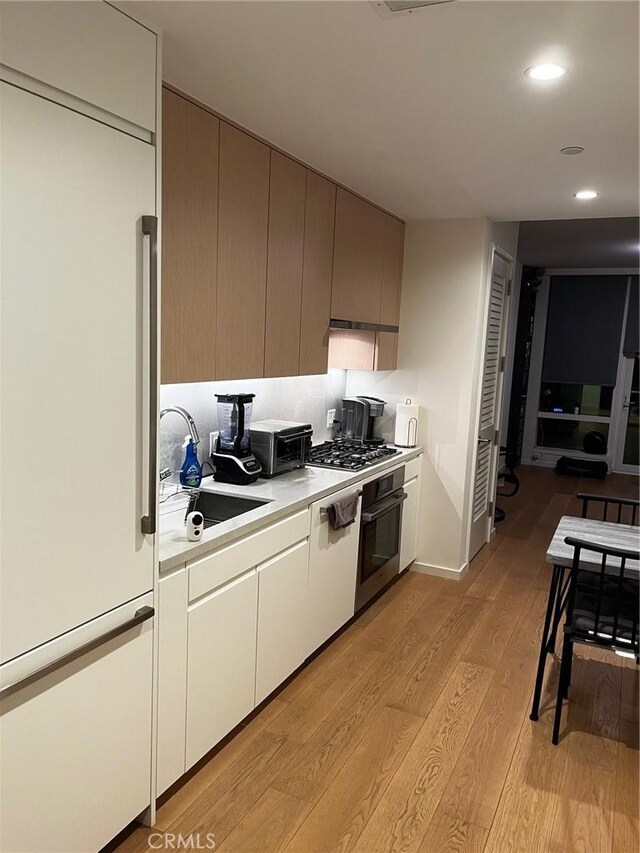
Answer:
[180, 435, 202, 488]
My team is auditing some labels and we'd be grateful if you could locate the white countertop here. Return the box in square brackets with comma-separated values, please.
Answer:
[159, 445, 422, 572]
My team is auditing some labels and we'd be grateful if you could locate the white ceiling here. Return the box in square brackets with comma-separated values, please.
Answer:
[122, 0, 639, 221]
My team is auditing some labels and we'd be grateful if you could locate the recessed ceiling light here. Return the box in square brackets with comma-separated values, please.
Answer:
[561, 146, 584, 155]
[574, 190, 598, 200]
[525, 63, 566, 81]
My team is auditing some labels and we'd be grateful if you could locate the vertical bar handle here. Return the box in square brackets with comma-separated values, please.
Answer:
[141, 215, 158, 535]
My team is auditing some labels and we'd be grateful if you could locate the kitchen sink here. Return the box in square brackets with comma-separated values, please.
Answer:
[187, 491, 271, 529]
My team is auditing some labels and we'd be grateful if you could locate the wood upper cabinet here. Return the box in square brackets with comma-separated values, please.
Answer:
[331, 188, 386, 324]
[216, 122, 270, 380]
[300, 172, 336, 376]
[374, 331, 399, 371]
[161, 89, 219, 384]
[160, 89, 405, 380]
[264, 152, 306, 378]
[380, 215, 405, 326]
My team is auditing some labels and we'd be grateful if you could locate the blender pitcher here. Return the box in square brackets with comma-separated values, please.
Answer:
[216, 393, 255, 456]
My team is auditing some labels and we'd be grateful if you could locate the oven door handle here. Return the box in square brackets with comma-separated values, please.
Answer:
[361, 491, 408, 523]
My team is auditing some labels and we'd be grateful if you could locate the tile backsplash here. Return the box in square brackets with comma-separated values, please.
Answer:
[159, 370, 347, 477]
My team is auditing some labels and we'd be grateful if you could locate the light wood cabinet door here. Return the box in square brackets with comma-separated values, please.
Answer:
[331, 188, 386, 324]
[375, 331, 399, 371]
[380, 215, 405, 326]
[216, 122, 270, 379]
[162, 89, 219, 383]
[264, 152, 306, 377]
[300, 172, 336, 375]
[328, 329, 376, 371]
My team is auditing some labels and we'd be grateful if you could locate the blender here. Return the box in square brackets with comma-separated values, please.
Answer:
[211, 393, 262, 484]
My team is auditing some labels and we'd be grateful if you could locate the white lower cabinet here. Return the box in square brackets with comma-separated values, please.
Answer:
[157, 568, 188, 795]
[255, 539, 310, 705]
[0, 596, 153, 853]
[399, 474, 421, 571]
[306, 486, 362, 654]
[185, 570, 258, 770]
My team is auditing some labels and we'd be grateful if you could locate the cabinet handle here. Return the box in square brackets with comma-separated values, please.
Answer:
[141, 215, 158, 535]
[0, 606, 154, 701]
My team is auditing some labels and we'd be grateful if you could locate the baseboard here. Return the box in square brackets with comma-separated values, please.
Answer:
[410, 560, 468, 582]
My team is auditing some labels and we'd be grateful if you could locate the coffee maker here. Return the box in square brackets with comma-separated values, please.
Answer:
[211, 393, 262, 485]
[341, 396, 386, 444]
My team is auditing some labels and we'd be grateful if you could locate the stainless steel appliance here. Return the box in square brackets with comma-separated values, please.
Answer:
[211, 393, 262, 484]
[342, 396, 386, 444]
[249, 420, 313, 477]
[356, 466, 407, 610]
[307, 439, 397, 471]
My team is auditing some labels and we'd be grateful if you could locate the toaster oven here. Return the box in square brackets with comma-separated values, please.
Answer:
[249, 420, 313, 477]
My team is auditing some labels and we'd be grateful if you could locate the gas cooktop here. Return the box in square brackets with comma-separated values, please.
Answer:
[307, 440, 398, 471]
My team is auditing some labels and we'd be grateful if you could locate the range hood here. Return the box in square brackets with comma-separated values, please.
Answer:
[329, 318, 399, 333]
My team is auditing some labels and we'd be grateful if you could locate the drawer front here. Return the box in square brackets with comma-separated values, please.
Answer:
[404, 455, 422, 482]
[0, 593, 153, 853]
[188, 508, 310, 601]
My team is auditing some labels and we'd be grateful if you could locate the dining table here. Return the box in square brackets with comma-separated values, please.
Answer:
[529, 514, 640, 721]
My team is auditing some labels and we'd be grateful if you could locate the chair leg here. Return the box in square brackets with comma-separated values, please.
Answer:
[563, 646, 573, 699]
[552, 635, 572, 745]
[530, 566, 562, 721]
[548, 576, 566, 653]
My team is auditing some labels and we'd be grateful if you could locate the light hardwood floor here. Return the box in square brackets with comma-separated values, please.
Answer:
[114, 467, 639, 853]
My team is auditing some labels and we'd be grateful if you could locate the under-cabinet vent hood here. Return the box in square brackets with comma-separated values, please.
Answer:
[330, 318, 399, 333]
[372, 0, 456, 19]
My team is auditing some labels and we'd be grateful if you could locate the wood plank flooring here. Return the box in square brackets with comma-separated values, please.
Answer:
[114, 466, 639, 853]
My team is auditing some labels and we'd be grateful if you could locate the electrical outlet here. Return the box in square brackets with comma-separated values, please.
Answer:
[326, 408, 336, 429]
[209, 431, 219, 456]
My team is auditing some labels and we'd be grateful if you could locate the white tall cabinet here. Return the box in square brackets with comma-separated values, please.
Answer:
[399, 456, 422, 571]
[0, 4, 159, 851]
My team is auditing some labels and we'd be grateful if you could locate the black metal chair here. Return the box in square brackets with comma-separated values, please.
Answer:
[577, 492, 639, 525]
[551, 536, 639, 745]
[529, 492, 640, 723]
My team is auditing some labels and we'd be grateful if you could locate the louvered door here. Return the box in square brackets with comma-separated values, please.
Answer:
[469, 250, 511, 560]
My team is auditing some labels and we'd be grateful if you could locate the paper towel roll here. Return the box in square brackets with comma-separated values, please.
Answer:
[395, 401, 419, 447]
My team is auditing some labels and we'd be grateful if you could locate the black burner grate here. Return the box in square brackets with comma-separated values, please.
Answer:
[307, 440, 398, 471]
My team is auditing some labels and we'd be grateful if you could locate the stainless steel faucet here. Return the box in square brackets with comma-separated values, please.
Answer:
[159, 406, 201, 446]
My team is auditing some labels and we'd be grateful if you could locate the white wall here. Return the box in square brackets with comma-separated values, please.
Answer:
[386, 219, 491, 573]
[160, 371, 346, 478]
[490, 221, 519, 262]
[347, 218, 518, 576]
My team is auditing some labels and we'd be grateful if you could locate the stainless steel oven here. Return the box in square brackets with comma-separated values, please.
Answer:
[356, 466, 406, 611]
